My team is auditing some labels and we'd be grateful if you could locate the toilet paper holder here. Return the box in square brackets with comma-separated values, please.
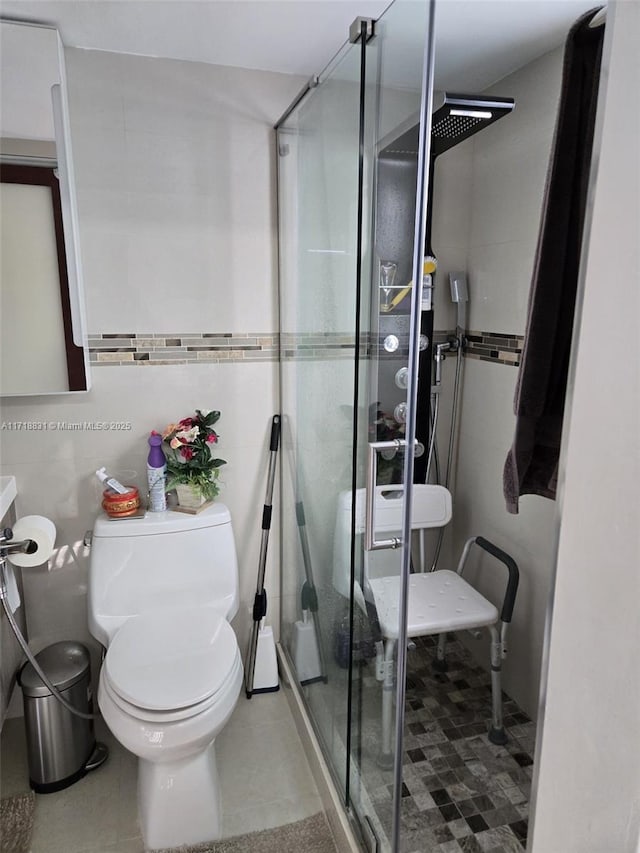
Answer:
[2, 515, 57, 568]
[0, 528, 37, 558]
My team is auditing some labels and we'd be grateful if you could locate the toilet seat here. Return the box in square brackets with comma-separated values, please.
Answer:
[104, 606, 240, 721]
[101, 654, 242, 723]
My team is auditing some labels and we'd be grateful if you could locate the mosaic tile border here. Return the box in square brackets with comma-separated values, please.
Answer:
[280, 332, 366, 360]
[89, 331, 366, 365]
[464, 330, 524, 368]
[88, 332, 279, 366]
[89, 329, 524, 367]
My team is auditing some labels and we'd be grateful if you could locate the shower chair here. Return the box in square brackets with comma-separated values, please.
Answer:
[333, 475, 519, 768]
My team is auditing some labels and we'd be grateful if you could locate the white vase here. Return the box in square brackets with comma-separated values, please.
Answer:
[175, 483, 206, 509]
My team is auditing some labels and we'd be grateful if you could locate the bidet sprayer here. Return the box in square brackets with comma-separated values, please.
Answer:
[434, 341, 452, 386]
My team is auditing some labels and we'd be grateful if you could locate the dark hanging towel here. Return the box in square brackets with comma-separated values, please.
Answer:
[503, 8, 604, 514]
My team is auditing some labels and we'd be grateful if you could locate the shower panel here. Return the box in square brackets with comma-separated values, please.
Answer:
[374, 92, 514, 483]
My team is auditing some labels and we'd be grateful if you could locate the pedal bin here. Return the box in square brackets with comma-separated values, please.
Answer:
[19, 641, 97, 793]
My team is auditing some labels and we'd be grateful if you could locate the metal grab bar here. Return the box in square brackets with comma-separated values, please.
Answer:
[474, 536, 520, 624]
[365, 440, 416, 552]
[456, 535, 520, 624]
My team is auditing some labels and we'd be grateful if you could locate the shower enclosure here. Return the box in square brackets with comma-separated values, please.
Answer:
[277, 1, 522, 850]
[278, 3, 435, 848]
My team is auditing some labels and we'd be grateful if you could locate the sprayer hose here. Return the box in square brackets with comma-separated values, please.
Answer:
[0, 567, 100, 720]
[445, 337, 465, 489]
[430, 339, 465, 572]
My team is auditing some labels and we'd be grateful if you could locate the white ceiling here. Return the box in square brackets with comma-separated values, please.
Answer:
[0, 0, 601, 90]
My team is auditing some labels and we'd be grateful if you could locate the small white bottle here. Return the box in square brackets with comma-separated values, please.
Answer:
[147, 432, 167, 512]
[95, 467, 128, 495]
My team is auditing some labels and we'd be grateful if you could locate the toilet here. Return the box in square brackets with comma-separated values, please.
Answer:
[88, 504, 243, 850]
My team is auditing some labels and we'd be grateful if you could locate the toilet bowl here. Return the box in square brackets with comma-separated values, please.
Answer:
[98, 607, 243, 849]
[88, 505, 243, 849]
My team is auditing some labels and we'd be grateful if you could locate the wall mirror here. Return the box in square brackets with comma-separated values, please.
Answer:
[0, 19, 90, 395]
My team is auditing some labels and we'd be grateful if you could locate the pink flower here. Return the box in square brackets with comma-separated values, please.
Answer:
[169, 437, 182, 450]
[180, 447, 194, 460]
[206, 434, 217, 444]
[179, 418, 193, 428]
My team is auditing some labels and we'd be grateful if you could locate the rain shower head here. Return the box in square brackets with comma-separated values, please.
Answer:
[430, 93, 515, 157]
[381, 92, 515, 159]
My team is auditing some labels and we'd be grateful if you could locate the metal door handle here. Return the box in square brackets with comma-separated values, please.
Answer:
[365, 440, 410, 552]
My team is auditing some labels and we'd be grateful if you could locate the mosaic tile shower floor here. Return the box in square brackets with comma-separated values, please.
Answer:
[352, 634, 536, 853]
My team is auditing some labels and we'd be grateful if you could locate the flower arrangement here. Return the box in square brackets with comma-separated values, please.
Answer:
[162, 409, 226, 502]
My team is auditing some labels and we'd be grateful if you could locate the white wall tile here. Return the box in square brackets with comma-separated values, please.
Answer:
[432, 138, 474, 251]
[432, 48, 565, 720]
[468, 121, 552, 250]
[64, 48, 302, 336]
[453, 361, 557, 718]
[71, 125, 129, 192]
[466, 240, 535, 334]
[65, 48, 126, 132]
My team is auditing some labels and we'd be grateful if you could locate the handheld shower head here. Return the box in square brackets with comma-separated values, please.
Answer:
[449, 272, 468, 304]
[449, 272, 469, 336]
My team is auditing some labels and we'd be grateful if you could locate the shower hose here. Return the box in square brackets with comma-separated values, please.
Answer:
[425, 334, 465, 572]
[0, 560, 100, 720]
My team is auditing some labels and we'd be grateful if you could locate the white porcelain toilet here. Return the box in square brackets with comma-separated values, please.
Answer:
[88, 505, 243, 850]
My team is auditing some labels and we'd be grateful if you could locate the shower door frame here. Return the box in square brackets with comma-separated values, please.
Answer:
[275, 3, 437, 850]
[368, 6, 437, 849]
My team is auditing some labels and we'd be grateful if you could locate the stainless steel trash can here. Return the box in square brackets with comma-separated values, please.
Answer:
[19, 641, 97, 793]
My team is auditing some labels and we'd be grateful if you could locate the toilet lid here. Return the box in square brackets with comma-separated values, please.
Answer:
[105, 607, 238, 711]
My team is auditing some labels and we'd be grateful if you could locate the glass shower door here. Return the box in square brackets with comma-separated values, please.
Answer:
[278, 3, 435, 850]
[348, 3, 434, 850]
[278, 34, 368, 800]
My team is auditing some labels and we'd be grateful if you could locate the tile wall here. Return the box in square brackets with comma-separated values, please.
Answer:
[0, 48, 304, 708]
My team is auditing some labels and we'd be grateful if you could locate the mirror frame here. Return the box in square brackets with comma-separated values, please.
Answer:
[0, 162, 87, 391]
[0, 20, 91, 396]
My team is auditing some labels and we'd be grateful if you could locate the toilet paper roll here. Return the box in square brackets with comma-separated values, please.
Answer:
[8, 515, 57, 568]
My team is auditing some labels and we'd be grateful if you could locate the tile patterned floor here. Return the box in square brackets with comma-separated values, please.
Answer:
[368, 634, 536, 853]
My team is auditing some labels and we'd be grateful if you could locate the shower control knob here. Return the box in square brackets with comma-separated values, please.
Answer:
[383, 334, 399, 353]
[394, 367, 409, 389]
[419, 334, 429, 351]
[393, 402, 407, 424]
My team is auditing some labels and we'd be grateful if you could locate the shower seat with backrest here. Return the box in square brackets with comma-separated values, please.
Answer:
[333, 483, 519, 768]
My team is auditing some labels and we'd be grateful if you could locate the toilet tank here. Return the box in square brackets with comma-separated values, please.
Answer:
[88, 504, 239, 647]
